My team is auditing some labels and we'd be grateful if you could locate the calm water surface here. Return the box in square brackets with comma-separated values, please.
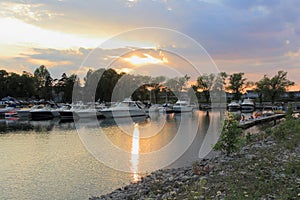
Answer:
[0, 110, 223, 200]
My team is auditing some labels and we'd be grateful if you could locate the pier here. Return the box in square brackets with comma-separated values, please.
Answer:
[238, 114, 286, 129]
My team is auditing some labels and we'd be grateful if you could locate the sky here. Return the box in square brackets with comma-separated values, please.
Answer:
[0, 0, 300, 90]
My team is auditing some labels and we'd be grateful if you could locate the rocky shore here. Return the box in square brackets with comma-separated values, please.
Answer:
[91, 119, 300, 200]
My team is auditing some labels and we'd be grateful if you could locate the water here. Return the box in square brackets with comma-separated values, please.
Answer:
[0, 111, 223, 200]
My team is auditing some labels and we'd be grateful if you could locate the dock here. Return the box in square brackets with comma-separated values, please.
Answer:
[238, 114, 286, 129]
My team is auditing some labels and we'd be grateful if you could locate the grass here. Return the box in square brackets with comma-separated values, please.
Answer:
[185, 116, 300, 199]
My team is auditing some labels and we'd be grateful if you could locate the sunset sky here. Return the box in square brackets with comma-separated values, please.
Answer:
[0, 0, 300, 90]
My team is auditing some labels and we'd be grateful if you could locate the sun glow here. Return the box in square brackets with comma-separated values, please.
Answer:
[0, 17, 102, 50]
[123, 53, 168, 65]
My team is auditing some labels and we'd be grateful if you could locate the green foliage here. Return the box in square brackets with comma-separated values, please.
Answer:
[214, 113, 243, 155]
[165, 75, 190, 98]
[195, 72, 227, 103]
[272, 117, 300, 148]
[34, 65, 53, 100]
[255, 71, 294, 104]
[286, 103, 293, 120]
[0, 70, 36, 99]
[226, 72, 250, 100]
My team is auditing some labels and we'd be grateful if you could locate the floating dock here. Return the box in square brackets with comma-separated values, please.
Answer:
[238, 114, 286, 129]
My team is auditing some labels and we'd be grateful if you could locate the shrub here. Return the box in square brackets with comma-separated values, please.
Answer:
[213, 113, 243, 155]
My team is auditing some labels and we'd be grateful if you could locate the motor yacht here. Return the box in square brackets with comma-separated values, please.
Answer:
[101, 97, 146, 118]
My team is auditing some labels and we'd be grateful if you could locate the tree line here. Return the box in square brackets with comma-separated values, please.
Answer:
[0, 65, 296, 104]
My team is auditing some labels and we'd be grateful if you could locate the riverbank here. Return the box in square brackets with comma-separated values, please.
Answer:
[91, 117, 300, 199]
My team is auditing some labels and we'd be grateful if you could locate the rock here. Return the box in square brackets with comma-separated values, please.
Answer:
[168, 176, 174, 182]
[245, 154, 256, 160]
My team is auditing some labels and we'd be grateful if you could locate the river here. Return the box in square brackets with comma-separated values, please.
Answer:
[0, 110, 224, 200]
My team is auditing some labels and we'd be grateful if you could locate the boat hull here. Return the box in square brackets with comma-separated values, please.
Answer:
[59, 111, 75, 120]
[173, 106, 193, 113]
[30, 111, 60, 120]
[101, 109, 146, 118]
[74, 111, 104, 119]
[228, 106, 240, 112]
[241, 105, 255, 112]
[17, 110, 31, 118]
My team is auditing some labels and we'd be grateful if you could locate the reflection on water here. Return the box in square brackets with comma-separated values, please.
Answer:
[0, 110, 225, 199]
[130, 124, 140, 182]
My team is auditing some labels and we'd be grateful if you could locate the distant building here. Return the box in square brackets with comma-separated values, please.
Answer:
[225, 92, 234, 100]
[283, 91, 300, 99]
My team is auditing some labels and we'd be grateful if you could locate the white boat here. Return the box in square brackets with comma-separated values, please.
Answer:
[158, 103, 174, 113]
[0, 104, 15, 117]
[30, 104, 60, 120]
[173, 100, 193, 113]
[240, 98, 255, 112]
[228, 100, 240, 112]
[74, 104, 103, 119]
[262, 105, 278, 116]
[145, 104, 160, 113]
[101, 98, 146, 118]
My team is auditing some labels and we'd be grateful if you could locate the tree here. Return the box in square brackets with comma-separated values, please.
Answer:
[196, 72, 227, 103]
[0, 70, 9, 98]
[226, 73, 250, 100]
[54, 73, 79, 103]
[255, 75, 269, 104]
[96, 68, 122, 102]
[19, 71, 35, 98]
[34, 65, 53, 100]
[196, 73, 215, 103]
[257, 71, 294, 104]
[165, 75, 190, 99]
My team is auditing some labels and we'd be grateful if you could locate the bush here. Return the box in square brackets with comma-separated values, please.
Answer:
[286, 103, 293, 120]
[213, 113, 243, 155]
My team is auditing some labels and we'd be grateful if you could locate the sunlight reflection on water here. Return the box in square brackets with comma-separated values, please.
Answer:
[130, 123, 141, 182]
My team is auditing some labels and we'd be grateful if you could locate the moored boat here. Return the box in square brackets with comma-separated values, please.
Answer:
[228, 100, 240, 112]
[173, 100, 193, 113]
[5, 110, 19, 120]
[101, 97, 146, 118]
[17, 107, 32, 119]
[30, 104, 60, 120]
[0, 104, 15, 118]
[58, 104, 75, 120]
[241, 98, 255, 112]
[74, 105, 103, 119]
[158, 103, 174, 113]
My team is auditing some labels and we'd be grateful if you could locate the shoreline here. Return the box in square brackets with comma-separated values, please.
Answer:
[91, 118, 300, 200]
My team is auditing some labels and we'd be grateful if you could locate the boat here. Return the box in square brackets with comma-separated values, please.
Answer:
[0, 104, 15, 118]
[262, 105, 282, 116]
[228, 100, 240, 112]
[240, 98, 255, 112]
[74, 104, 104, 119]
[30, 104, 60, 120]
[101, 97, 146, 118]
[58, 104, 75, 120]
[145, 104, 160, 113]
[173, 99, 193, 113]
[158, 103, 174, 113]
[5, 110, 19, 120]
[17, 107, 32, 118]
